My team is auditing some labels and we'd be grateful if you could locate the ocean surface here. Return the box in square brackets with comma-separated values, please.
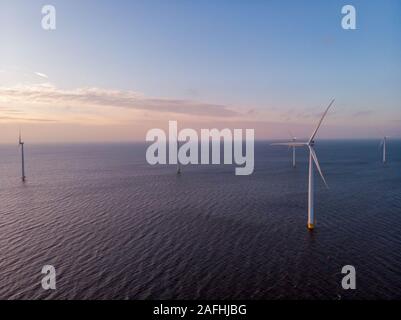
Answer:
[0, 141, 400, 300]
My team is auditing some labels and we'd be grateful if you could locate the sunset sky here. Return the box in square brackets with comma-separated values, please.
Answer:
[1, 0, 400, 143]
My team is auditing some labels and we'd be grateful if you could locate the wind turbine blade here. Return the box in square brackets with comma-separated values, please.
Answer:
[271, 142, 308, 147]
[309, 99, 335, 143]
[309, 146, 329, 189]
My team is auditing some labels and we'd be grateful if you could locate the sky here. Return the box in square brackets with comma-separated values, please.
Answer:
[0, 0, 400, 143]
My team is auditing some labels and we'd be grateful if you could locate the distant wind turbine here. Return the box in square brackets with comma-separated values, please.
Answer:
[272, 99, 335, 230]
[177, 140, 181, 175]
[288, 131, 297, 168]
[19, 130, 26, 182]
[380, 136, 389, 164]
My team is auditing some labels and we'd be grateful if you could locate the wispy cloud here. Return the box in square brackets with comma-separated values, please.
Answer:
[352, 110, 373, 117]
[0, 84, 239, 118]
[34, 72, 49, 79]
[0, 106, 24, 115]
[0, 116, 57, 122]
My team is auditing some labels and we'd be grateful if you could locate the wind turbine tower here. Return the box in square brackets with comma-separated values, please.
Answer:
[19, 130, 26, 182]
[381, 136, 389, 164]
[177, 140, 181, 175]
[291, 135, 297, 168]
[272, 99, 335, 230]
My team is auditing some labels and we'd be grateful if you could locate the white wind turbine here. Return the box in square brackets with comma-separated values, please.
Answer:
[19, 130, 26, 182]
[288, 131, 297, 168]
[272, 99, 335, 230]
[380, 136, 389, 164]
[177, 140, 181, 175]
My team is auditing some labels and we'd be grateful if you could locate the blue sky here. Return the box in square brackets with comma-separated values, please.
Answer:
[0, 0, 400, 142]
